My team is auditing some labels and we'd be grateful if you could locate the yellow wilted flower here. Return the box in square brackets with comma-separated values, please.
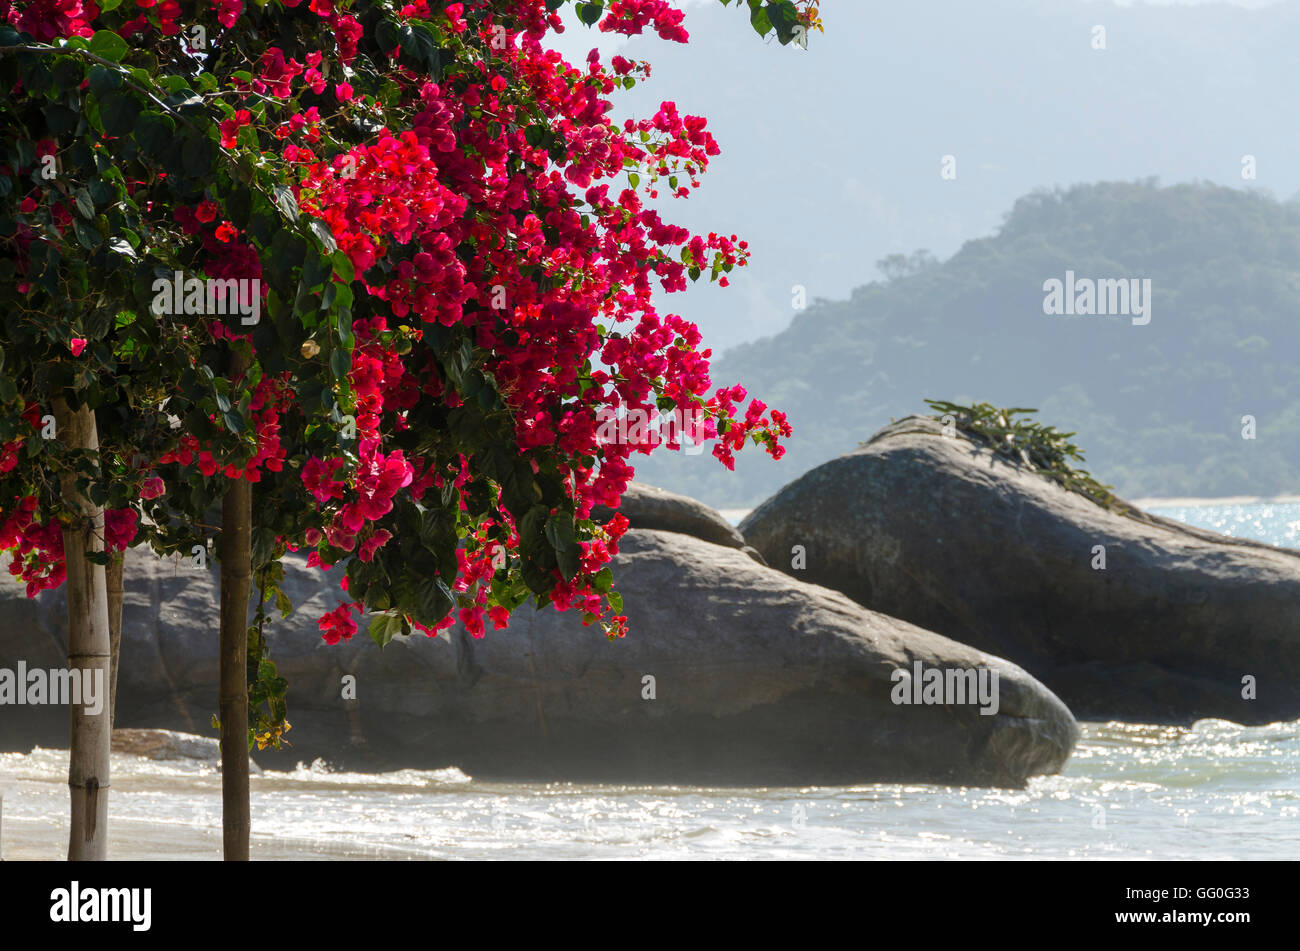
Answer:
[797, 0, 825, 34]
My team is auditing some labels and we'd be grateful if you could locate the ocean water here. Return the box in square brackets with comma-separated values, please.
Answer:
[0, 502, 1296, 861]
[1145, 501, 1300, 550]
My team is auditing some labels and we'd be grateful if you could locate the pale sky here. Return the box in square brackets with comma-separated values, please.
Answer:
[544, 0, 1284, 65]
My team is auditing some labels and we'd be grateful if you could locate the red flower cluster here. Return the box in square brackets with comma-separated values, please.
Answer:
[0, 0, 95, 41]
[0, 496, 63, 597]
[118, 0, 182, 39]
[4, 0, 791, 646]
[599, 0, 689, 43]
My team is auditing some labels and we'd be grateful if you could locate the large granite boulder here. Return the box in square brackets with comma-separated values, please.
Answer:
[0, 529, 1079, 786]
[590, 481, 747, 550]
[740, 415, 1300, 724]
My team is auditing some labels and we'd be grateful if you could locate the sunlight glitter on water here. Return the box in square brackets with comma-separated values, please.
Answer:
[1, 718, 1296, 860]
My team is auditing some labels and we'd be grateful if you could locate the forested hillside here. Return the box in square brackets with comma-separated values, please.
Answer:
[637, 181, 1300, 506]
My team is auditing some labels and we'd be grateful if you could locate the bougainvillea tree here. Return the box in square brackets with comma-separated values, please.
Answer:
[0, 0, 812, 859]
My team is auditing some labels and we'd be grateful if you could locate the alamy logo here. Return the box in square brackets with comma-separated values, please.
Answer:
[1042, 270, 1151, 325]
[0, 662, 104, 715]
[890, 661, 1000, 716]
[151, 271, 261, 325]
[50, 882, 151, 931]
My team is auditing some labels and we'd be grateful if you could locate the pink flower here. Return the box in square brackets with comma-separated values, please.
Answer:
[70, 338, 86, 356]
[104, 509, 139, 552]
[140, 476, 165, 499]
[302, 456, 346, 503]
[318, 602, 359, 645]
[358, 529, 392, 562]
[213, 0, 243, 29]
[334, 14, 362, 63]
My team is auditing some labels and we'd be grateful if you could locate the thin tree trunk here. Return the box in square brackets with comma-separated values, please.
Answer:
[219, 352, 252, 861]
[107, 551, 123, 731]
[54, 397, 111, 862]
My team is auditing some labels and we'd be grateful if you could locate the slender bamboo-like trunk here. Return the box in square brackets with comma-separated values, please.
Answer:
[219, 352, 252, 861]
[107, 551, 123, 730]
[54, 398, 111, 862]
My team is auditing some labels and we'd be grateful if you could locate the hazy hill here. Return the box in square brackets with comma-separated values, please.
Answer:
[594, 0, 1300, 351]
[634, 181, 1300, 506]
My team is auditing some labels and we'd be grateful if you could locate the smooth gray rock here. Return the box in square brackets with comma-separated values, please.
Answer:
[0, 529, 1079, 786]
[112, 728, 221, 762]
[740, 415, 1300, 724]
[110, 727, 261, 773]
[591, 481, 747, 550]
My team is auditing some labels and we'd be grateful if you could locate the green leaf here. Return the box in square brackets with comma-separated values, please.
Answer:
[412, 576, 454, 627]
[182, 133, 217, 178]
[251, 526, 277, 568]
[577, 1, 605, 26]
[44, 104, 78, 135]
[369, 612, 404, 649]
[88, 176, 115, 205]
[544, 512, 575, 552]
[330, 349, 351, 381]
[300, 250, 332, 292]
[164, 86, 203, 112]
[364, 584, 391, 613]
[556, 545, 579, 582]
[330, 250, 355, 285]
[308, 218, 336, 253]
[765, 0, 800, 43]
[518, 504, 549, 558]
[272, 183, 299, 221]
[73, 187, 94, 219]
[88, 30, 129, 64]
[133, 113, 175, 156]
[98, 91, 141, 137]
[335, 305, 353, 343]
[50, 56, 81, 90]
[374, 19, 399, 53]
[73, 217, 101, 250]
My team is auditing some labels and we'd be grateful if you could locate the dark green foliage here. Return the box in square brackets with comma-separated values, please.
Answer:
[919, 400, 1129, 513]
